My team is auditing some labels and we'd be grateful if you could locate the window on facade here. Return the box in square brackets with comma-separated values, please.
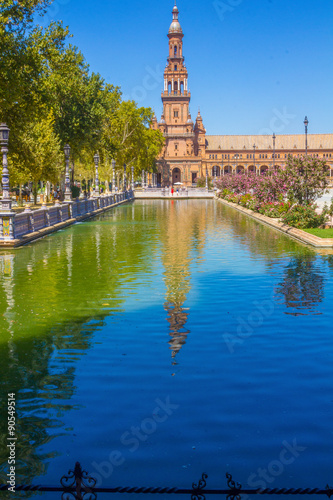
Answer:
[174, 111, 179, 118]
[174, 65, 178, 71]
[175, 144, 178, 150]
[174, 46, 177, 56]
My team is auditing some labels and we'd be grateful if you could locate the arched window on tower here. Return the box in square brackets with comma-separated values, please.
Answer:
[180, 81, 184, 94]
[168, 82, 172, 94]
[174, 46, 178, 56]
[174, 81, 178, 94]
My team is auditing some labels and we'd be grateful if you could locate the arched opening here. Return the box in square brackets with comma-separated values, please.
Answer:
[224, 165, 232, 175]
[180, 81, 184, 94]
[237, 165, 245, 174]
[172, 168, 181, 185]
[168, 82, 171, 94]
[174, 46, 177, 56]
[174, 81, 178, 93]
[260, 165, 269, 175]
[212, 165, 221, 176]
[248, 165, 255, 174]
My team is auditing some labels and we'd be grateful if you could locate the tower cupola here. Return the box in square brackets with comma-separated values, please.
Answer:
[169, 2, 183, 35]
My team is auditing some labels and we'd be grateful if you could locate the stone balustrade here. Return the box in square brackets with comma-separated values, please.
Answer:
[0, 191, 134, 247]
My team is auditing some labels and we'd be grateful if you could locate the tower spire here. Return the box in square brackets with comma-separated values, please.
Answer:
[169, 0, 182, 34]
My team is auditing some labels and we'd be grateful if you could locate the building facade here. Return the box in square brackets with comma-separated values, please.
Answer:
[153, 2, 333, 187]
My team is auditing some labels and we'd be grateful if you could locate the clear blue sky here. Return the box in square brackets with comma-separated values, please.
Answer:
[37, 0, 333, 136]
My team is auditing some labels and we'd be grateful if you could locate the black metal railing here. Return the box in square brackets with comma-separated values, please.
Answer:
[0, 463, 332, 500]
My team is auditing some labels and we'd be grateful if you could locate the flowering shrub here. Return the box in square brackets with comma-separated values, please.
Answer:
[281, 204, 327, 229]
[239, 193, 257, 210]
[216, 157, 330, 229]
[257, 201, 291, 218]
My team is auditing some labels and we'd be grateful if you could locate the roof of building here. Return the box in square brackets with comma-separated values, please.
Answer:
[206, 134, 333, 151]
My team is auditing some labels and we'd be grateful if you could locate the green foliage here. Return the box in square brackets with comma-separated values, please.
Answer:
[101, 100, 164, 178]
[8, 111, 63, 198]
[239, 193, 257, 210]
[196, 176, 213, 189]
[257, 201, 291, 218]
[281, 204, 327, 229]
[71, 185, 80, 199]
[0, 1, 164, 189]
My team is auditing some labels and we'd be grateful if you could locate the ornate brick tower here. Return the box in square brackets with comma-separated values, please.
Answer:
[157, 2, 204, 187]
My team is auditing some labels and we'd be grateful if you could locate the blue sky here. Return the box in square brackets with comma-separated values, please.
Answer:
[37, 0, 333, 136]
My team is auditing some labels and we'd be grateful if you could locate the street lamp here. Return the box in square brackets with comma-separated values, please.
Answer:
[131, 166, 134, 191]
[0, 123, 15, 240]
[0, 123, 11, 210]
[213, 165, 217, 186]
[205, 166, 208, 191]
[272, 133, 276, 170]
[94, 152, 100, 196]
[304, 116, 309, 155]
[64, 144, 72, 202]
[112, 159, 116, 193]
[123, 163, 127, 192]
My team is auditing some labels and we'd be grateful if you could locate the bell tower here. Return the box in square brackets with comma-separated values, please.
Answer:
[162, 1, 190, 124]
[157, 2, 205, 186]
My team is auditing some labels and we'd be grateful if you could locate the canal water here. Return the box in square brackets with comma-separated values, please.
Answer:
[0, 199, 333, 495]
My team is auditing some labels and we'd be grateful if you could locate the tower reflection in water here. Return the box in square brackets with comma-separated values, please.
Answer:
[159, 200, 207, 364]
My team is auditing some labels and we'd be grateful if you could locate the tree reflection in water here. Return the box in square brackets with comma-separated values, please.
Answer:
[275, 256, 325, 315]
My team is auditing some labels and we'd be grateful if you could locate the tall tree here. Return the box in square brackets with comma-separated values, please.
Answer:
[9, 111, 63, 203]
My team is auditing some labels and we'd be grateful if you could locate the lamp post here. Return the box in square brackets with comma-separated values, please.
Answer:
[112, 159, 116, 193]
[272, 133, 276, 170]
[64, 144, 72, 202]
[0, 123, 15, 240]
[131, 166, 134, 191]
[205, 166, 208, 191]
[93, 152, 100, 197]
[304, 116, 309, 155]
[253, 144, 257, 175]
[123, 164, 127, 192]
